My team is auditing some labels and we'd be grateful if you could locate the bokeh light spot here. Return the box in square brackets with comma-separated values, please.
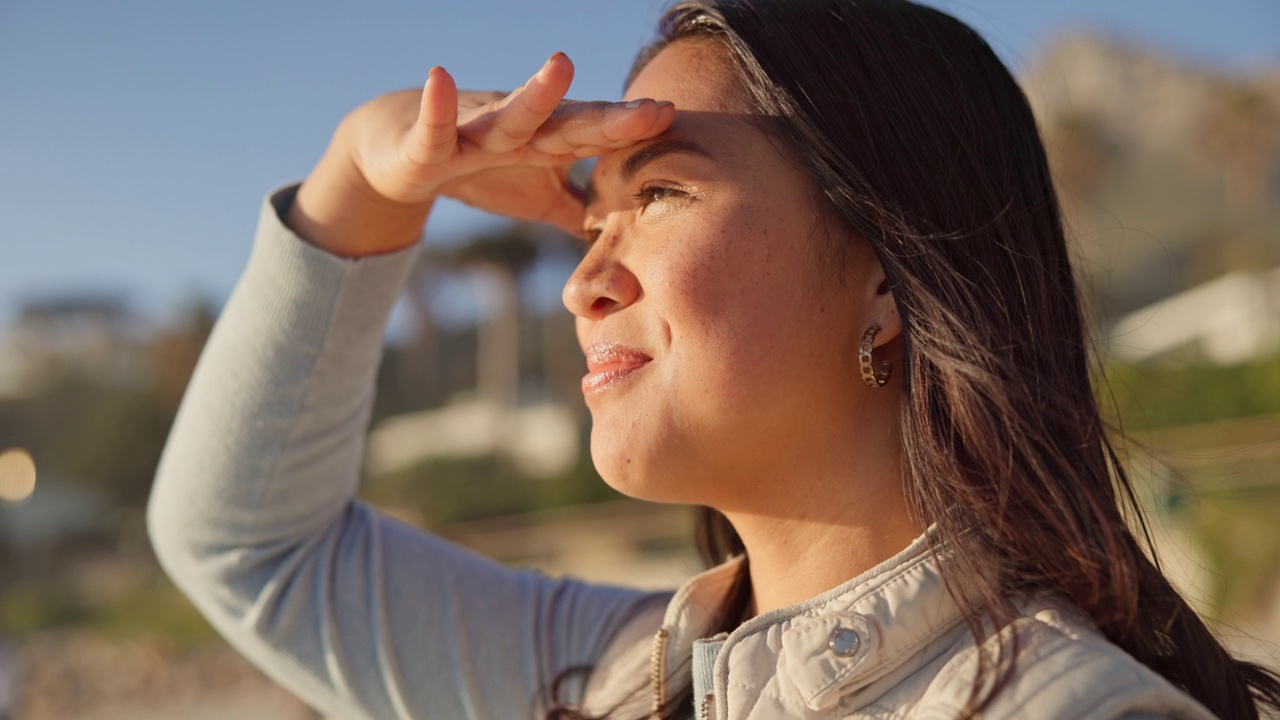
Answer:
[0, 448, 37, 504]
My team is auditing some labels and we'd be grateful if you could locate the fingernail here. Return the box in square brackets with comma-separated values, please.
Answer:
[657, 100, 675, 110]
[625, 99, 647, 109]
[547, 51, 566, 65]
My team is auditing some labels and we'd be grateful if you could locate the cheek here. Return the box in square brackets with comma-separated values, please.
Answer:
[658, 215, 805, 374]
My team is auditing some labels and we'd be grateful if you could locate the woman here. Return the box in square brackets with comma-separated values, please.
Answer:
[148, 1, 1280, 718]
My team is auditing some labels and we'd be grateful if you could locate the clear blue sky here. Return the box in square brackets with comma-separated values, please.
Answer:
[2, 0, 1277, 328]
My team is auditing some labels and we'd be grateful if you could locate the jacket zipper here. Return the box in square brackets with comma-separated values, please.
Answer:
[699, 692, 715, 720]
[649, 627, 670, 719]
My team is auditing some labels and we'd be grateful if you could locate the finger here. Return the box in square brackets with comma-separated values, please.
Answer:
[463, 52, 574, 153]
[407, 66, 459, 166]
[536, 170, 590, 237]
[529, 99, 675, 156]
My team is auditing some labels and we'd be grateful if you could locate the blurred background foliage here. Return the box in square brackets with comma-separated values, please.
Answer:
[1103, 354, 1280, 429]
[1, 29, 1279, 718]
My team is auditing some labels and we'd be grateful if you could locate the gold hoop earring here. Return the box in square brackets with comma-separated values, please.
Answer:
[859, 326, 891, 388]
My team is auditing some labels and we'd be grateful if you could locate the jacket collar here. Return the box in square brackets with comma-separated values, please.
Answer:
[652, 530, 966, 714]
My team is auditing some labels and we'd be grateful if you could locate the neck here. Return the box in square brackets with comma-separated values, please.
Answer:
[719, 419, 920, 616]
[728, 509, 922, 616]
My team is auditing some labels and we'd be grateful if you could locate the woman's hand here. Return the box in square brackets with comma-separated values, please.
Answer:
[287, 53, 674, 257]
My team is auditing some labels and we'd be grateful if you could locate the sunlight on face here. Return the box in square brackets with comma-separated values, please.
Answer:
[562, 40, 879, 509]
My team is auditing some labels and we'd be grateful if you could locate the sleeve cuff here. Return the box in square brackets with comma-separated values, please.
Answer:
[235, 182, 421, 350]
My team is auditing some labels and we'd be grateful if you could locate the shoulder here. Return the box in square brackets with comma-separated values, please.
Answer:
[908, 598, 1219, 720]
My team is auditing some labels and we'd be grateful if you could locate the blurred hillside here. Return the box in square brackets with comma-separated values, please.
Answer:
[0, 30, 1278, 718]
[1026, 33, 1280, 324]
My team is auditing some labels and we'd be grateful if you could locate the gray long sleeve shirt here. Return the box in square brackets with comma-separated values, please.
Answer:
[147, 185, 670, 720]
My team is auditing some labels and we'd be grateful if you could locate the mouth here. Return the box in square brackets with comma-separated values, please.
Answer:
[582, 342, 652, 397]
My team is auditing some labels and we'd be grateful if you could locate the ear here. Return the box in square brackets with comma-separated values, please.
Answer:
[861, 252, 902, 346]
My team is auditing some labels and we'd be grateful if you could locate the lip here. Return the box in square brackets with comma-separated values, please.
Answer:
[582, 342, 652, 397]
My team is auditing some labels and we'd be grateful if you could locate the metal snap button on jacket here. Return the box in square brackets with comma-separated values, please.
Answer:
[828, 627, 860, 657]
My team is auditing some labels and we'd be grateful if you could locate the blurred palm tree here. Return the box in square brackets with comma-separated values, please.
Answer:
[398, 250, 446, 409]
[451, 225, 540, 409]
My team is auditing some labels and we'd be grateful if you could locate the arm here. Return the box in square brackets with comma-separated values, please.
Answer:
[148, 55, 676, 719]
[148, 184, 667, 719]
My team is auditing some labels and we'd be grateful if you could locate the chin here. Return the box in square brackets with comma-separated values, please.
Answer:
[590, 447, 652, 500]
[589, 433, 688, 505]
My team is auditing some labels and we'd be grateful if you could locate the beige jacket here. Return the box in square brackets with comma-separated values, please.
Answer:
[581, 534, 1218, 719]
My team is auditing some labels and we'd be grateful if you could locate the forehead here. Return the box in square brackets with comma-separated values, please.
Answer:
[588, 40, 761, 186]
[623, 39, 749, 111]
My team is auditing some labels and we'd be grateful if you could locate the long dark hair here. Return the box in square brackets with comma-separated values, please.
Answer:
[550, 1, 1280, 717]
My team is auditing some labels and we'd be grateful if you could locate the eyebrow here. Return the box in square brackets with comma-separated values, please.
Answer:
[581, 139, 714, 209]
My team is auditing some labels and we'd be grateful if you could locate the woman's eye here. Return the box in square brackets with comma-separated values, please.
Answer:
[634, 184, 685, 207]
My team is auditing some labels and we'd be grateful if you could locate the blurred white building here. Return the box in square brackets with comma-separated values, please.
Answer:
[0, 295, 147, 398]
[1109, 266, 1280, 364]
[365, 396, 580, 479]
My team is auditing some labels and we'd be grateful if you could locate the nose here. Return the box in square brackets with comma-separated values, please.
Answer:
[562, 238, 642, 320]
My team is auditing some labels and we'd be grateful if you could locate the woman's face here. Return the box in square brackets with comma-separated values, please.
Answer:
[564, 40, 885, 507]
